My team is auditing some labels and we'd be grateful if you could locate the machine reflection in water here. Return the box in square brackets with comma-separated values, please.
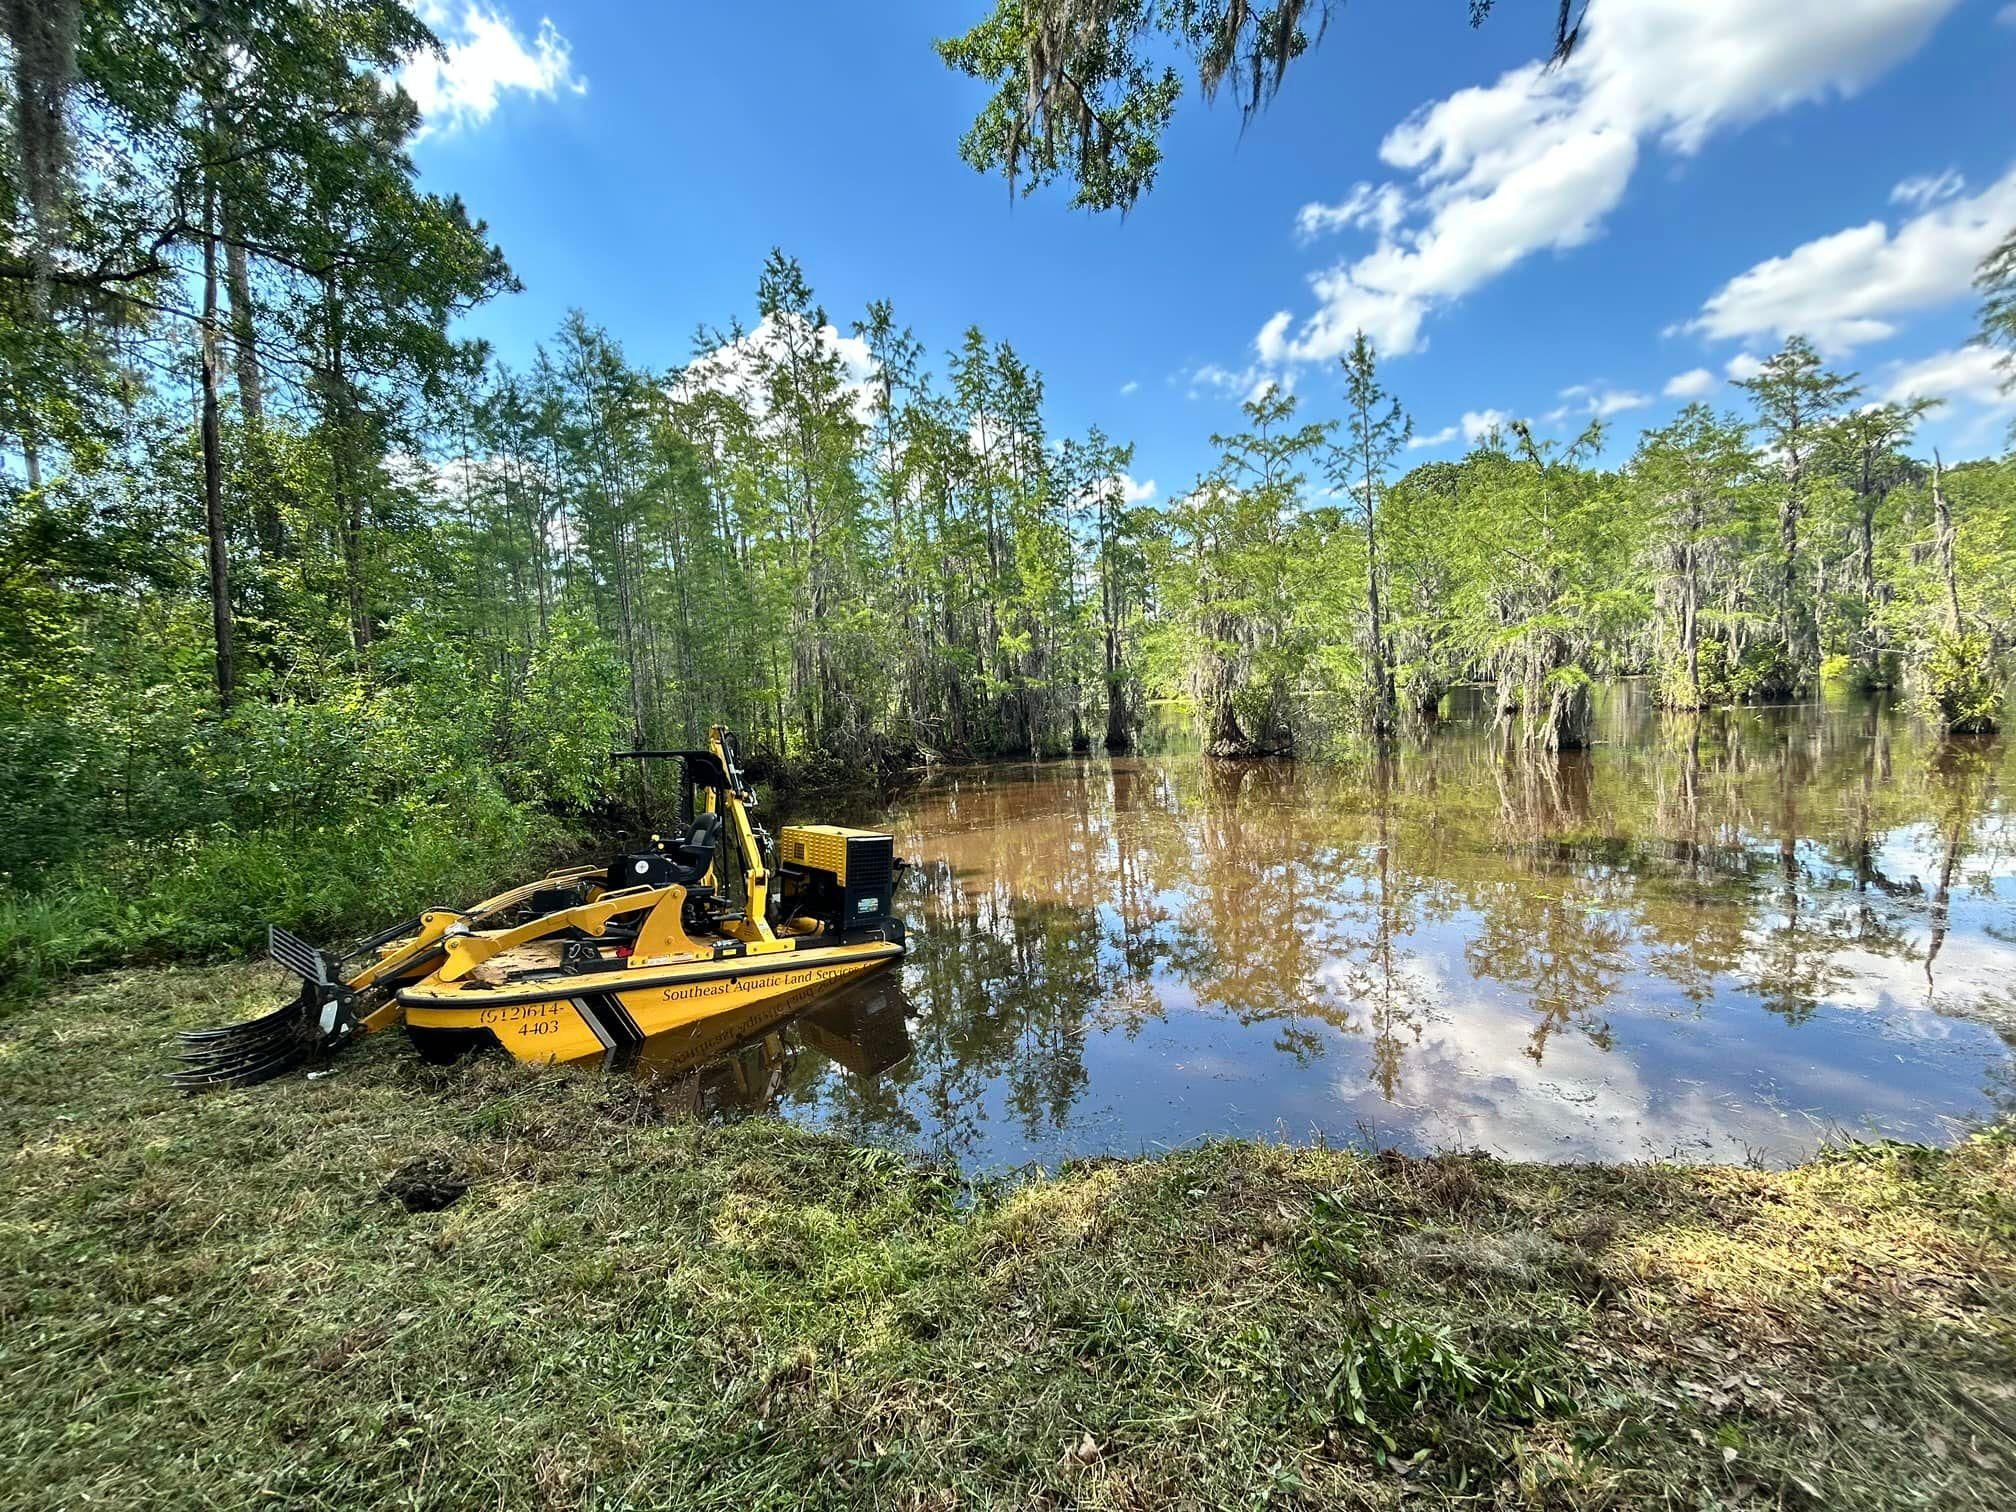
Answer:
[606, 691, 2016, 1174]
[606, 970, 916, 1122]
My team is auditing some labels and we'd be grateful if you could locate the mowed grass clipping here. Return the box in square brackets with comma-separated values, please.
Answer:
[2, 967, 2013, 1509]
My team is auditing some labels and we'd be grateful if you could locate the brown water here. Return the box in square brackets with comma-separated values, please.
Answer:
[636, 688, 2016, 1170]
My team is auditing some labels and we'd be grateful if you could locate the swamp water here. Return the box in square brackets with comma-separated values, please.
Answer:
[633, 689, 2015, 1171]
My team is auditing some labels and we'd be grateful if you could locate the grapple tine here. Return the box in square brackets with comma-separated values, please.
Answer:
[177, 1012, 306, 1048]
[168, 1043, 315, 1089]
[168, 959, 368, 1091]
[176, 1030, 313, 1068]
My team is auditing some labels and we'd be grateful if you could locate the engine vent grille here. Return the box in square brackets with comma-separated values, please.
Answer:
[846, 834, 893, 889]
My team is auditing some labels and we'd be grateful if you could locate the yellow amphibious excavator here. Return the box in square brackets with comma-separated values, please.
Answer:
[172, 727, 907, 1088]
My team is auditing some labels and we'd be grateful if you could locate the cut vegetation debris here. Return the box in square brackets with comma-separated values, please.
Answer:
[4, 965, 2014, 1509]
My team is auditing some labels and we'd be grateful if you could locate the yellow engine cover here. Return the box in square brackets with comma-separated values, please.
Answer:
[778, 824, 885, 882]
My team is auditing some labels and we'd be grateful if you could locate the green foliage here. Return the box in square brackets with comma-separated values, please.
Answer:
[504, 612, 628, 807]
[1732, 338, 1863, 693]
[935, 0, 1185, 213]
[1656, 636, 1786, 709]
[1913, 629, 2003, 735]
[934, 2, 1554, 213]
[1977, 224, 2016, 440]
[0, 797, 561, 996]
[1149, 386, 1332, 752]
[5, 4, 2016, 1000]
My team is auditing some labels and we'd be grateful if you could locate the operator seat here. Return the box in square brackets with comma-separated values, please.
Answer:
[667, 811, 723, 885]
[609, 811, 722, 892]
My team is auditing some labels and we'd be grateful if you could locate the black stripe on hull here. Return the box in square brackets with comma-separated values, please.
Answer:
[574, 991, 645, 1048]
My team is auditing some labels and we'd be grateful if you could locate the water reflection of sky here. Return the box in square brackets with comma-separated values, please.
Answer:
[652, 697, 2015, 1172]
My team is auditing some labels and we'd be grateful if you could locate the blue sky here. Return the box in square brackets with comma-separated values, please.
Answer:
[406, 0, 2016, 499]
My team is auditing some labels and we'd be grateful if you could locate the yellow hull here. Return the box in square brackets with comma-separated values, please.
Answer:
[399, 940, 903, 1064]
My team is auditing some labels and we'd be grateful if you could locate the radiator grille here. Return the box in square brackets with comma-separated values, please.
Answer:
[846, 834, 893, 889]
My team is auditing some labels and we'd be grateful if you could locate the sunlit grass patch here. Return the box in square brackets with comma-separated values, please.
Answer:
[1, 969, 2011, 1508]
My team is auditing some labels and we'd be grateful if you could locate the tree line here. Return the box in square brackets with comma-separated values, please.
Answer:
[0, 1, 2011, 982]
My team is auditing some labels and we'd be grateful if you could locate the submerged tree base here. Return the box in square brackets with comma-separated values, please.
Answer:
[5, 966, 2013, 1510]
[1207, 737, 1296, 759]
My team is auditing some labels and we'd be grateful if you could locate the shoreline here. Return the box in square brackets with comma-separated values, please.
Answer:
[4, 964, 2012, 1508]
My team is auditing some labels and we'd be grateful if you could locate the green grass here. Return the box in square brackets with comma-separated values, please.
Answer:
[3, 966, 2013, 1508]
[0, 800, 569, 1001]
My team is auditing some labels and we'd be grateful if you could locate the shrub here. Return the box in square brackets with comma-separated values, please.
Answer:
[1913, 630, 2003, 734]
[0, 792, 569, 1000]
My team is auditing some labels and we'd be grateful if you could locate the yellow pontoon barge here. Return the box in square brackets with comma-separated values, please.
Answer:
[173, 727, 907, 1087]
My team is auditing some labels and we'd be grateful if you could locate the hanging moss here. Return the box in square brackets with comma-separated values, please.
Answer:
[4, 0, 80, 254]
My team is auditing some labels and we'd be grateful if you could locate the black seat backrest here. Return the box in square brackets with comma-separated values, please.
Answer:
[678, 811, 722, 865]
[661, 810, 721, 885]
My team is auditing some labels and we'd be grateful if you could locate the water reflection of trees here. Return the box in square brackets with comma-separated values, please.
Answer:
[860, 699, 2015, 1156]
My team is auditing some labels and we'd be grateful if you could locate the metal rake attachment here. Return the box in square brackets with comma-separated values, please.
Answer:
[169, 927, 364, 1090]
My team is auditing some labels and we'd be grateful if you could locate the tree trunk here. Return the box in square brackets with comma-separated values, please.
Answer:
[1856, 462, 1877, 681]
[1776, 440, 1805, 694]
[1103, 614, 1131, 753]
[223, 219, 263, 423]
[1681, 531, 1700, 709]
[1541, 677, 1592, 752]
[325, 276, 371, 653]
[1361, 463, 1393, 734]
[200, 173, 235, 708]
[1932, 452, 1960, 637]
[1206, 684, 1250, 758]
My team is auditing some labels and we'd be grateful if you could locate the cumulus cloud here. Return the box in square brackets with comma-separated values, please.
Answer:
[1663, 367, 1716, 398]
[1252, 0, 1958, 371]
[1406, 423, 1460, 450]
[1724, 352, 1768, 381]
[1687, 163, 2016, 352]
[401, 3, 585, 135]
[1880, 344, 2013, 411]
[671, 314, 882, 428]
[1117, 473, 1158, 503]
[1461, 408, 1512, 442]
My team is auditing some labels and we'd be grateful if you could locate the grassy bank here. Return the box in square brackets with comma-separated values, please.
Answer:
[0, 800, 571, 1002]
[3, 968, 2013, 1509]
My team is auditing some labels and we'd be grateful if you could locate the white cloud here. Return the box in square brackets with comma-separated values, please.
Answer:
[1117, 473, 1158, 503]
[1663, 367, 1716, 398]
[1687, 164, 2016, 352]
[1404, 410, 1513, 450]
[1254, 311, 1295, 365]
[1296, 182, 1408, 242]
[1119, 380, 1140, 396]
[1724, 352, 1768, 381]
[1880, 344, 2013, 411]
[1462, 408, 1511, 442]
[671, 313, 881, 428]
[1254, 0, 1959, 368]
[1186, 360, 1293, 404]
[401, 3, 586, 136]
[1890, 167, 1964, 209]
[1548, 384, 1652, 421]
